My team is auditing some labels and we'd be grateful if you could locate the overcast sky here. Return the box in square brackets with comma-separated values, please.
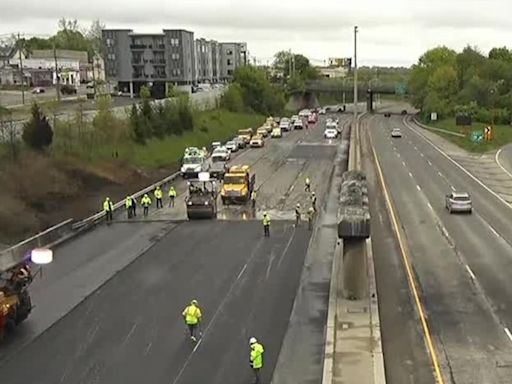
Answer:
[1, 0, 511, 67]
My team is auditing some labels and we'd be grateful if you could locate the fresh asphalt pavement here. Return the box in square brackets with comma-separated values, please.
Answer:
[367, 114, 512, 383]
[0, 113, 349, 383]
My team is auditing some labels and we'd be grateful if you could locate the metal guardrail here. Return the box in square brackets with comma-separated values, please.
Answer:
[413, 118, 466, 137]
[0, 219, 73, 271]
[0, 170, 181, 272]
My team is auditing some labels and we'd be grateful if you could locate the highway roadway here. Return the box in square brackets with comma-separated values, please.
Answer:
[0, 113, 349, 384]
[364, 111, 512, 383]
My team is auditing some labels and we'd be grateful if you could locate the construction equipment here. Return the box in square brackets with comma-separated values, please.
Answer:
[186, 172, 219, 219]
[338, 170, 371, 239]
[221, 165, 256, 205]
[237, 128, 254, 144]
[0, 263, 33, 340]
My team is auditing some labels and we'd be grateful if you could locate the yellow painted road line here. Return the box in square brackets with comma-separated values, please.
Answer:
[368, 130, 445, 384]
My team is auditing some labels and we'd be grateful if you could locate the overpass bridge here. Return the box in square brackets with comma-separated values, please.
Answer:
[289, 79, 408, 111]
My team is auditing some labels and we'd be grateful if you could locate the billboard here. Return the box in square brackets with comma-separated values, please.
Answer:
[328, 57, 352, 68]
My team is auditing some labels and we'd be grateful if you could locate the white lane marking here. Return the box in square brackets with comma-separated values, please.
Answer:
[427, 202, 433, 211]
[450, 185, 456, 191]
[505, 328, 512, 343]
[289, 184, 295, 193]
[122, 323, 138, 345]
[404, 118, 512, 209]
[437, 171, 443, 177]
[465, 265, 476, 280]
[414, 146, 418, 150]
[495, 149, 512, 180]
[144, 342, 153, 356]
[428, 160, 432, 166]
[408, 172, 413, 178]
[402, 161, 406, 167]
[237, 263, 248, 279]
[420, 153, 424, 157]
[397, 153, 401, 158]
[416, 185, 421, 191]
[489, 225, 500, 237]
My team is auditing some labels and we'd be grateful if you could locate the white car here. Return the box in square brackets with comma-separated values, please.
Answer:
[445, 192, 472, 214]
[212, 141, 222, 149]
[212, 146, 231, 161]
[225, 141, 238, 152]
[299, 109, 310, 117]
[279, 120, 291, 132]
[318, 108, 326, 115]
[293, 119, 304, 130]
[391, 128, 402, 138]
[271, 127, 282, 138]
[324, 128, 338, 139]
[291, 115, 299, 122]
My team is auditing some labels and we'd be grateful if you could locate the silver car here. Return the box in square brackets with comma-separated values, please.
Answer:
[445, 192, 472, 214]
[391, 128, 402, 138]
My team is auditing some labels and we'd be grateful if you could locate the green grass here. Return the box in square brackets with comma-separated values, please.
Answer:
[123, 109, 265, 169]
[425, 118, 512, 153]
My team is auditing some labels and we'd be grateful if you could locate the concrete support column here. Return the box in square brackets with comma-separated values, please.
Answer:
[129, 81, 134, 99]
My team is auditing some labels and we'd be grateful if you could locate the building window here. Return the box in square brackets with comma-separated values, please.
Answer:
[227, 49, 233, 55]
[227, 69, 233, 76]
[171, 53, 180, 60]
[170, 38, 180, 47]
[227, 59, 232, 66]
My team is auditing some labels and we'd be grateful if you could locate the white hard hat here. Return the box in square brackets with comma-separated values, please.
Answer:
[249, 337, 257, 344]
[296, 203, 300, 208]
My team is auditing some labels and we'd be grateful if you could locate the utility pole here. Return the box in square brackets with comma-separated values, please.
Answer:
[288, 49, 292, 79]
[17, 33, 25, 105]
[292, 53, 295, 77]
[353, 26, 358, 123]
[53, 43, 61, 101]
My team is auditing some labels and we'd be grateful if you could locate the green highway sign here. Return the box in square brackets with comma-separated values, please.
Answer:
[471, 131, 483, 143]
[395, 84, 407, 96]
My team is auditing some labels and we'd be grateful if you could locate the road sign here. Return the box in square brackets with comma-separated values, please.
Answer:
[395, 84, 407, 96]
[470, 131, 483, 143]
[430, 112, 438, 121]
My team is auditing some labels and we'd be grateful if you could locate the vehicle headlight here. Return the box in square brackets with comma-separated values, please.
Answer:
[204, 202, 209, 205]
[187, 201, 193, 205]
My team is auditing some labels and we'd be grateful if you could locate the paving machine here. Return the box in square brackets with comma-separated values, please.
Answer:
[0, 263, 33, 340]
[186, 172, 219, 219]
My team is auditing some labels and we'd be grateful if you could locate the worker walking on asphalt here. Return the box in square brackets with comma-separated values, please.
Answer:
[155, 186, 163, 209]
[103, 197, 114, 222]
[295, 203, 301, 226]
[249, 337, 264, 384]
[311, 192, 317, 212]
[251, 190, 257, 210]
[168, 186, 177, 207]
[141, 193, 152, 217]
[307, 207, 315, 230]
[304, 177, 311, 193]
[182, 299, 202, 342]
[263, 212, 271, 237]
[125, 195, 133, 219]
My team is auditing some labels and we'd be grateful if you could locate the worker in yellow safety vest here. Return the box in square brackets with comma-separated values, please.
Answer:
[141, 194, 152, 217]
[262, 212, 271, 237]
[103, 197, 114, 222]
[249, 337, 264, 384]
[125, 195, 133, 219]
[168, 186, 177, 207]
[251, 190, 257, 210]
[307, 207, 315, 230]
[182, 299, 202, 341]
[154, 186, 163, 209]
[304, 177, 311, 193]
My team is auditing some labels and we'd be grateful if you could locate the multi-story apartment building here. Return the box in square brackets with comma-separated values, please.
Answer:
[219, 42, 247, 81]
[102, 28, 195, 97]
[210, 40, 221, 83]
[194, 38, 213, 83]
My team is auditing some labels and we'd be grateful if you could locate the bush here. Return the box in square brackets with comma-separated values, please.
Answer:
[220, 84, 245, 112]
[22, 103, 53, 151]
[60, 84, 77, 95]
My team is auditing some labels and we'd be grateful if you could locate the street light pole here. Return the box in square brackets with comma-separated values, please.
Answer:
[353, 26, 358, 123]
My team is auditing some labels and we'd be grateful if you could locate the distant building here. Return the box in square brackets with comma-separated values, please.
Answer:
[102, 28, 196, 98]
[219, 42, 247, 81]
[211, 40, 221, 83]
[195, 38, 213, 83]
[317, 66, 348, 78]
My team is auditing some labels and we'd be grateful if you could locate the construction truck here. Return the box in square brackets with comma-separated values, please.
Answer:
[0, 263, 33, 340]
[221, 165, 256, 205]
[186, 172, 219, 219]
[237, 128, 254, 145]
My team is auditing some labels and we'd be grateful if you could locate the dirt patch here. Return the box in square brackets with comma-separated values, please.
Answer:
[0, 153, 177, 245]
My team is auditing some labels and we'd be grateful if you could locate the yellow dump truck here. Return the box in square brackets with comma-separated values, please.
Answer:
[237, 128, 254, 144]
[221, 165, 256, 204]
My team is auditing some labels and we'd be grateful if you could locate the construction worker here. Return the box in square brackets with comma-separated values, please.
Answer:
[307, 207, 315, 230]
[141, 193, 152, 217]
[295, 203, 301, 226]
[311, 192, 317, 212]
[182, 299, 202, 341]
[125, 195, 133, 219]
[103, 197, 114, 222]
[262, 212, 271, 237]
[249, 337, 264, 384]
[155, 186, 163, 209]
[168, 186, 177, 207]
[251, 190, 257, 209]
[304, 177, 311, 193]
[131, 196, 137, 217]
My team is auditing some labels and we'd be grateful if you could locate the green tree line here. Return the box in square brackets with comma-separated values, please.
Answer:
[409, 46, 512, 124]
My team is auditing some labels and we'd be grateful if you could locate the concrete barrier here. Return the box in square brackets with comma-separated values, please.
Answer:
[413, 119, 465, 137]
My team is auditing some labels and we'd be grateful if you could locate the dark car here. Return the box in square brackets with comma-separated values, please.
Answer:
[384, 112, 391, 117]
[401, 109, 407, 115]
[60, 84, 77, 95]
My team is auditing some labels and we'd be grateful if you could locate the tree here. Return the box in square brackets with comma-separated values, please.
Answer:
[177, 94, 194, 132]
[489, 47, 512, 63]
[220, 83, 245, 112]
[129, 104, 145, 144]
[273, 51, 320, 80]
[0, 106, 20, 161]
[152, 103, 167, 139]
[22, 103, 53, 151]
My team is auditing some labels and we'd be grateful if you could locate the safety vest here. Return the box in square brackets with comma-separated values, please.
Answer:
[103, 200, 112, 212]
[155, 188, 163, 199]
[125, 197, 132, 208]
[305, 178, 310, 185]
[141, 196, 152, 207]
[250, 343, 264, 369]
[263, 215, 270, 226]
[169, 188, 177, 197]
[182, 305, 202, 325]
[251, 191, 256, 200]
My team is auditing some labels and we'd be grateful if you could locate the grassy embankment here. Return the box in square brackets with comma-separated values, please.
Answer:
[423, 118, 512, 153]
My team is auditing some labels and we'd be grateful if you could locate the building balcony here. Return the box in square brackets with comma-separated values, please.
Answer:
[153, 44, 166, 50]
[130, 44, 147, 50]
